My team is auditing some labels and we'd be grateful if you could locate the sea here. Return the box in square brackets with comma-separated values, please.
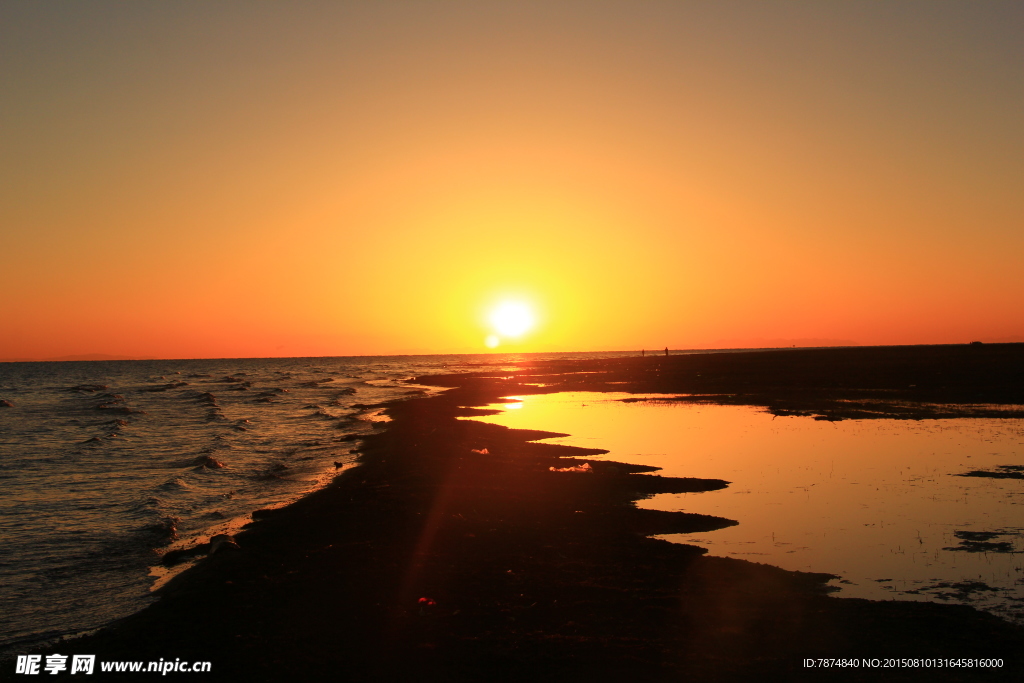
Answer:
[0, 351, 628, 656]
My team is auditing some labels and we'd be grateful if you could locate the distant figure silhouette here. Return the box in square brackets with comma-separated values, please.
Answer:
[641, 349, 645, 357]
[664, 347, 668, 356]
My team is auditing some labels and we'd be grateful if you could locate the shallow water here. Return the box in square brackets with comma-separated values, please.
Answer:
[464, 392, 1024, 623]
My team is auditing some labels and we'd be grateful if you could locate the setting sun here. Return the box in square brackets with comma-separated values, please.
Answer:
[488, 301, 536, 338]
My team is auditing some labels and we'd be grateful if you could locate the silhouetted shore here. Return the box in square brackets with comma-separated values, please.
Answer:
[37, 344, 1024, 680]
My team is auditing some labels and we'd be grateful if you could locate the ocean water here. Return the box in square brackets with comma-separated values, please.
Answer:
[465, 393, 1024, 624]
[0, 352, 629, 655]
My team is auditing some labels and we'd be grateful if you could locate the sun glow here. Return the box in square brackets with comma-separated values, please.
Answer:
[488, 301, 535, 338]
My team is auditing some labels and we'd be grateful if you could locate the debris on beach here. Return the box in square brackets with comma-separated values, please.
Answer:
[417, 597, 437, 616]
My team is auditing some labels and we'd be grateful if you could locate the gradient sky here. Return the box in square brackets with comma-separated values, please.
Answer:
[2, 1, 1021, 359]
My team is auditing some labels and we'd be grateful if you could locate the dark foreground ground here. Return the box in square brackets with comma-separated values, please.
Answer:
[21, 344, 1024, 681]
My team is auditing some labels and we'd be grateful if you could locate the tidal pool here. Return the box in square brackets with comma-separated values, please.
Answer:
[462, 392, 1024, 623]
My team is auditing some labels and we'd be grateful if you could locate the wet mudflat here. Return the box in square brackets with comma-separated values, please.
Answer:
[39, 344, 1024, 681]
[464, 393, 1024, 622]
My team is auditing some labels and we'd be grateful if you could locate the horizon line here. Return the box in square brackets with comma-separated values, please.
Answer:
[6, 340, 1020, 364]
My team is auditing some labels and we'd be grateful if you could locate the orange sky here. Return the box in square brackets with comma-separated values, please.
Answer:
[2, 1, 1022, 359]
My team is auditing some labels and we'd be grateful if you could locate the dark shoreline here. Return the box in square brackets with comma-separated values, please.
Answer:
[24, 344, 1024, 680]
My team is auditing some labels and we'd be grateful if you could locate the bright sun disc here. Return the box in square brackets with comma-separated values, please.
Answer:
[489, 302, 535, 337]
